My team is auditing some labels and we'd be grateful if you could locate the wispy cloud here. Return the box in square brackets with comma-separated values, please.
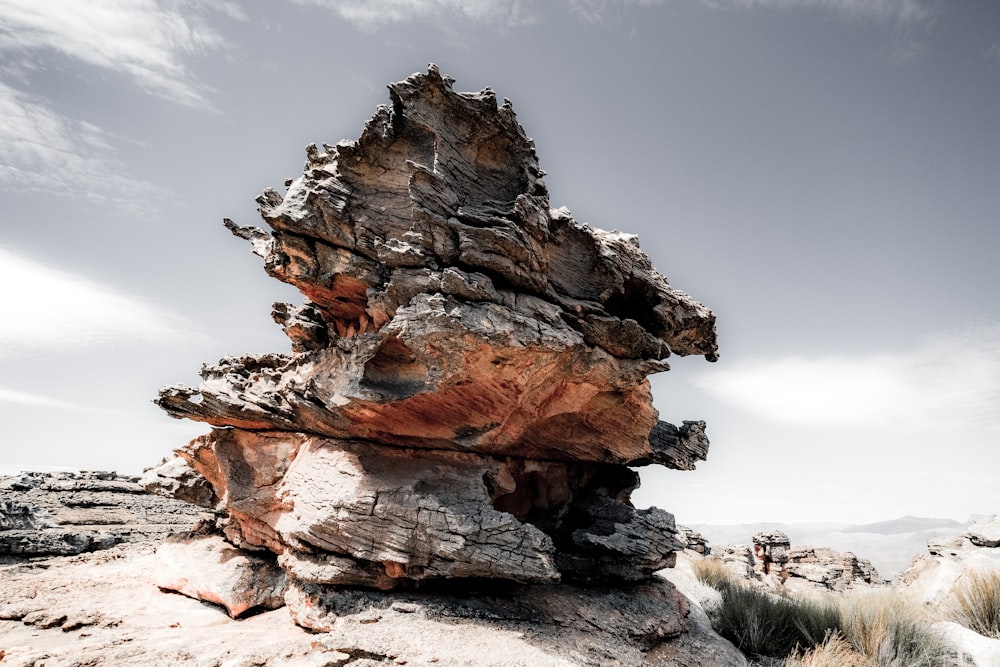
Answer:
[698, 0, 936, 24]
[0, 0, 236, 108]
[0, 82, 165, 206]
[0, 245, 203, 358]
[0, 388, 123, 415]
[694, 323, 1000, 436]
[289, 0, 537, 31]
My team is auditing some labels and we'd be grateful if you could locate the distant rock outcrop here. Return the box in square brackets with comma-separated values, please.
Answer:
[900, 515, 1000, 605]
[710, 530, 884, 592]
[0, 471, 208, 562]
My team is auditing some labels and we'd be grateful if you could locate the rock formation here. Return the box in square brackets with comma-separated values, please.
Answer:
[155, 64, 718, 602]
[0, 471, 209, 562]
[710, 530, 884, 592]
[900, 515, 1000, 605]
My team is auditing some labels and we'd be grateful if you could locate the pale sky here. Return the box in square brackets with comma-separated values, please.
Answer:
[1, 0, 998, 526]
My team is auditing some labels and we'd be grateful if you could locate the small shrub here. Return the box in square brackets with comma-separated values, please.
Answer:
[946, 569, 1000, 639]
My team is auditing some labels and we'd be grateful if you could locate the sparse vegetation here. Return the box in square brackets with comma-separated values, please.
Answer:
[946, 569, 1000, 639]
[692, 557, 839, 659]
[712, 581, 840, 658]
[834, 589, 945, 667]
[695, 560, 948, 666]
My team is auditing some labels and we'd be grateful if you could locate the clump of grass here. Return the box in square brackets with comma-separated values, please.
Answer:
[712, 584, 840, 659]
[834, 589, 945, 667]
[693, 558, 839, 659]
[785, 633, 873, 667]
[692, 556, 736, 591]
[946, 569, 1000, 639]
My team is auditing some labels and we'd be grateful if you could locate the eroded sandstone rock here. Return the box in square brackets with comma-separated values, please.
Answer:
[156, 66, 717, 593]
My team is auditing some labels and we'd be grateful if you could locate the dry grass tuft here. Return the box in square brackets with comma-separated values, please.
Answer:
[946, 569, 1000, 639]
[833, 588, 945, 667]
[785, 633, 873, 667]
[692, 556, 735, 590]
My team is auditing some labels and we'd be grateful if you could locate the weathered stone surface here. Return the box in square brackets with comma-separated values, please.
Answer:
[156, 532, 287, 618]
[675, 525, 711, 556]
[179, 428, 681, 585]
[284, 578, 690, 664]
[155, 67, 716, 595]
[140, 456, 218, 508]
[898, 520, 1000, 608]
[752, 530, 790, 574]
[0, 543, 747, 667]
[157, 65, 717, 467]
[781, 546, 883, 593]
[967, 515, 1000, 548]
[0, 471, 209, 562]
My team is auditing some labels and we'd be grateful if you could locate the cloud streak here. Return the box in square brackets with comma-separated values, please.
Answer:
[699, 0, 936, 24]
[0, 388, 123, 415]
[0, 245, 203, 358]
[289, 0, 536, 30]
[0, 82, 165, 206]
[0, 0, 235, 107]
[693, 323, 1000, 435]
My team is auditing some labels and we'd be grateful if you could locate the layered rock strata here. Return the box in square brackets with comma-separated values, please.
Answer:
[156, 66, 718, 592]
[0, 471, 209, 562]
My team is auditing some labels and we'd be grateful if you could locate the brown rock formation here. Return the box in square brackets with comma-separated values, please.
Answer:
[155, 66, 718, 596]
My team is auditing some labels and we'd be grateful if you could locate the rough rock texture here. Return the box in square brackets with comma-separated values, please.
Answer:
[710, 531, 884, 593]
[0, 544, 742, 667]
[967, 515, 1000, 548]
[675, 524, 711, 556]
[0, 471, 209, 562]
[155, 532, 287, 618]
[140, 456, 219, 508]
[154, 66, 718, 593]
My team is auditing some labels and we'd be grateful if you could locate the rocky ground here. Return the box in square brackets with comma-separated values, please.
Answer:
[0, 539, 744, 667]
[0, 472, 746, 667]
[0, 470, 209, 564]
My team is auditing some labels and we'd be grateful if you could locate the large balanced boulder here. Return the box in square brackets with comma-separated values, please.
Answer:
[155, 66, 718, 593]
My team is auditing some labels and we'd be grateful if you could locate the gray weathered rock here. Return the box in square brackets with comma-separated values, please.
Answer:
[0, 471, 209, 561]
[967, 515, 1000, 548]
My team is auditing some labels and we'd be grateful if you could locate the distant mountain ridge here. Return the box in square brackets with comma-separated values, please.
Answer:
[842, 515, 964, 535]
